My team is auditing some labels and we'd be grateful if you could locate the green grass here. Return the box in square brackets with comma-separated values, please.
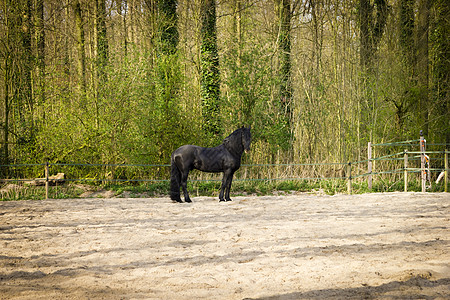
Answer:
[0, 184, 85, 201]
[1, 179, 448, 201]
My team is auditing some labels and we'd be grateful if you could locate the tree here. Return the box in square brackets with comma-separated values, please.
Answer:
[200, 0, 221, 141]
[359, 0, 388, 71]
[382, 0, 416, 134]
[399, 0, 414, 67]
[0, 0, 14, 174]
[1, 0, 448, 182]
[152, 0, 182, 160]
[34, 0, 45, 111]
[416, 0, 430, 136]
[19, 0, 35, 148]
[276, 0, 292, 124]
[96, 0, 109, 82]
[358, 0, 388, 143]
[158, 0, 178, 54]
[430, 0, 450, 144]
[73, 0, 87, 103]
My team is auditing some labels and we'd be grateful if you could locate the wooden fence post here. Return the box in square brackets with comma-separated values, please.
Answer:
[420, 132, 426, 192]
[368, 142, 372, 190]
[404, 149, 408, 192]
[347, 162, 352, 195]
[45, 162, 49, 200]
[445, 149, 448, 193]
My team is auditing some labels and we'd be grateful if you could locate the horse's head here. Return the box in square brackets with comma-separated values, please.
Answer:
[223, 126, 252, 155]
[241, 126, 251, 153]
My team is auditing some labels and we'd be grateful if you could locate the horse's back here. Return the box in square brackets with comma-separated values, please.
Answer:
[172, 144, 229, 173]
[172, 145, 199, 160]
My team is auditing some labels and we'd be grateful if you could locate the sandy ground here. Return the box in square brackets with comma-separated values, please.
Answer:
[0, 192, 449, 299]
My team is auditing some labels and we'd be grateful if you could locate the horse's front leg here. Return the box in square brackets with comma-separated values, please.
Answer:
[219, 169, 234, 202]
[224, 171, 235, 201]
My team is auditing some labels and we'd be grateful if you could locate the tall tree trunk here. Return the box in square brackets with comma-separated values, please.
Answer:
[276, 0, 292, 124]
[153, 0, 180, 159]
[399, 0, 415, 68]
[233, 0, 242, 68]
[144, 0, 157, 65]
[431, 0, 450, 144]
[95, 0, 108, 128]
[64, 1, 70, 83]
[2, 70, 9, 175]
[358, 0, 388, 141]
[118, 0, 128, 57]
[73, 0, 87, 104]
[158, 0, 178, 55]
[20, 0, 34, 142]
[200, 0, 221, 139]
[359, 0, 372, 70]
[1, 1, 12, 175]
[310, 0, 323, 73]
[359, 0, 388, 71]
[417, 0, 430, 136]
[34, 0, 45, 114]
[393, 0, 415, 132]
[96, 0, 108, 81]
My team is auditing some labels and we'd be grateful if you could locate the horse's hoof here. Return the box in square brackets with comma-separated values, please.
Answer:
[226, 198, 233, 202]
[219, 199, 226, 202]
[185, 199, 192, 203]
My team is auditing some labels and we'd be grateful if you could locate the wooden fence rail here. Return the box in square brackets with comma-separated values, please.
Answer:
[1, 136, 449, 199]
[367, 133, 448, 193]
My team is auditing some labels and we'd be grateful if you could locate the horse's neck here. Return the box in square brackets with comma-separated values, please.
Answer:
[223, 142, 243, 158]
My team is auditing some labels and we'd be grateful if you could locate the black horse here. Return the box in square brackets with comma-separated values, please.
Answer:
[170, 127, 251, 203]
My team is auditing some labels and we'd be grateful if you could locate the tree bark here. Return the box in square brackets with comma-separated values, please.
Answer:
[1, 1, 12, 176]
[399, 0, 414, 67]
[158, 0, 178, 55]
[118, 0, 128, 57]
[359, 0, 387, 71]
[276, 0, 292, 122]
[359, 0, 372, 70]
[96, 0, 108, 81]
[200, 0, 221, 139]
[416, 0, 430, 136]
[431, 0, 450, 144]
[20, 0, 34, 141]
[34, 0, 45, 127]
[73, 0, 87, 103]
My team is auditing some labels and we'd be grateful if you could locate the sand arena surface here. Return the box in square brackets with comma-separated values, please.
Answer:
[0, 192, 449, 299]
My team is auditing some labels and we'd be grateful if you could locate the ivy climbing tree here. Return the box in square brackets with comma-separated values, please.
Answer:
[200, 0, 221, 143]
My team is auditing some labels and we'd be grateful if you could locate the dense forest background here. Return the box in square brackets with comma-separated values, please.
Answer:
[0, 0, 449, 177]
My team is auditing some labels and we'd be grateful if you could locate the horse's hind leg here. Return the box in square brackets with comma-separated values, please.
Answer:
[181, 171, 192, 203]
[219, 173, 227, 202]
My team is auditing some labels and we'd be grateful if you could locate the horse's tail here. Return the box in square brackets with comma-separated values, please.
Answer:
[170, 157, 182, 202]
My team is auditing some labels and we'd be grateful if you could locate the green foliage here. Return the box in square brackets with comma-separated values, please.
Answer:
[429, 0, 450, 144]
[2, 173, 448, 201]
[200, 0, 221, 143]
[157, 0, 179, 55]
[1, 0, 449, 186]
[222, 40, 292, 156]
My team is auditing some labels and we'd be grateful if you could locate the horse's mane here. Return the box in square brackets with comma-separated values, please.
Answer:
[223, 128, 244, 154]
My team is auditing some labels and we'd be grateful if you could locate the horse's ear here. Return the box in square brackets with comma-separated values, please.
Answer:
[223, 136, 230, 147]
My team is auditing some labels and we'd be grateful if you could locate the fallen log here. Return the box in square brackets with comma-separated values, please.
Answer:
[29, 173, 65, 186]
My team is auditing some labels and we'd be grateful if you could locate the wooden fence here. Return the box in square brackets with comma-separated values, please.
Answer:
[1, 135, 449, 199]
